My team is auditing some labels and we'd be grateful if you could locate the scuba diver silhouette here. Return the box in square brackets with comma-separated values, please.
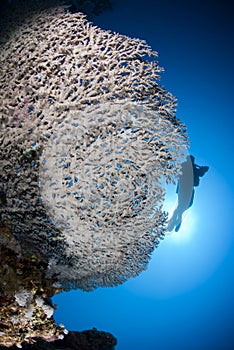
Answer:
[167, 155, 209, 232]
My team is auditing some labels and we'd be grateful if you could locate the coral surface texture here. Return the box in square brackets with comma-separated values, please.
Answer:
[0, 1, 188, 292]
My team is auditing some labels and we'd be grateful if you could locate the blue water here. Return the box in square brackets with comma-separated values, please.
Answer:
[53, 1, 234, 349]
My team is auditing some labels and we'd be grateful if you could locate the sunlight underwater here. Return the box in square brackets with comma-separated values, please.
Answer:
[124, 166, 234, 298]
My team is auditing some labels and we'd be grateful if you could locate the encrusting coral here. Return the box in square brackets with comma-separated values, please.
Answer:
[0, 0, 188, 292]
[0, 290, 67, 347]
[0, 240, 65, 347]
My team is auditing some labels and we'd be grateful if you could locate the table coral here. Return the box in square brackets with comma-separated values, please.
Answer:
[0, 0, 188, 292]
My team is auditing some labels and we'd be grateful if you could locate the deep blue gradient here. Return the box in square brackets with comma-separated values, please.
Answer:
[53, 1, 234, 349]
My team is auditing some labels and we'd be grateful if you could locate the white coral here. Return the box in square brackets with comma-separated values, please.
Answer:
[0, 2, 189, 291]
[14, 290, 33, 307]
[42, 304, 54, 318]
[40, 101, 186, 289]
[24, 304, 34, 319]
[35, 296, 54, 318]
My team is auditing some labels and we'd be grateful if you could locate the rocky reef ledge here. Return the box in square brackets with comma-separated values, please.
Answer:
[0, 328, 117, 350]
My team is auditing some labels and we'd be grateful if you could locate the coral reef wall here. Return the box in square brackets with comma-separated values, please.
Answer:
[0, 0, 188, 292]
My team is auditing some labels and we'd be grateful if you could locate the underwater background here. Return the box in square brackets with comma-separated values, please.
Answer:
[0, 0, 233, 349]
[52, 1, 234, 349]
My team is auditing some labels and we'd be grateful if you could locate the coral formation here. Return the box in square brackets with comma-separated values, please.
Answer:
[0, 328, 117, 350]
[0, 0, 188, 292]
[0, 237, 65, 348]
[0, 0, 189, 347]
[0, 291, 66, 347]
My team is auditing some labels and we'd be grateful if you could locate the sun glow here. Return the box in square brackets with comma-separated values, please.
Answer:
[167, 209, 197, 243]
[163, 183, 197, 243]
